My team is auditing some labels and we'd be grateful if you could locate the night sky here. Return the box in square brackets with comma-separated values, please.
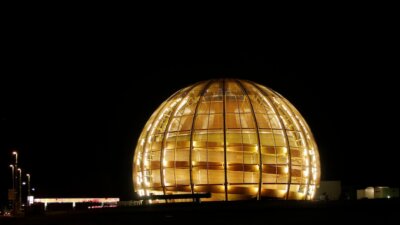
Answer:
[1, 17, 398, 204]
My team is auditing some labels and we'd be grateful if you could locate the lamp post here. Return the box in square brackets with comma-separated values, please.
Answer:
[26, 173, 31, 206]
[9, 165, 15, 190]
[12, 151, 18, 165]
[12, 151, 18, 191]
[26, 174, 31, 196]
[9, 165, 15, 211]
[17, 168, 22, 211]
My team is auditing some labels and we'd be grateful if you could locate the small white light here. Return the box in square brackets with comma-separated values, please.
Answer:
[284, 166, 289, 173]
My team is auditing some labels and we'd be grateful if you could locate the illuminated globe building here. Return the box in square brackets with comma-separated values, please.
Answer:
[133, 79, 320, 202]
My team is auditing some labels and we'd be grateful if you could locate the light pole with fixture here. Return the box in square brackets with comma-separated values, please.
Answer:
[12, 151, 18, 166]
[9, 165, 16, 211]
[9, 165, 15, 190]
[17, 168, 22, 211]
[27, 174, 31, 196]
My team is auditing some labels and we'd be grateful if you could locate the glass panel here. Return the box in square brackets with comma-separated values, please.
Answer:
[277, 155, 288, 164]
[197, 101, 210, 114]
[178, 115, 193, 131]
[239, 98, 252, 113]
[226, 96, 238, 113]
[208, 114, 223, 129]
[175, 169, 190, 185]
[244, 171, 258, 183]
[255, 114, 271, 128]
[244, 152, 258, 164]
[226, 130, 242, 146]
[193, 168, 208, 184]
[242, 130, 257, 145]
[194, 115, 209, 130]
[273, 130, 286, 146]
[192, 149, 207, 162]
[259, 129, 275, 146]
[228, 171, 244, 183]
[150, 142, 161, 151]
[287, 132, 297, 147]
[175, 149, 189, 162]
[226, 113, 241, 129]
[268, 115, 281, 129]
[151, 169, 161, 185]
[153, 134, 164, 143]
[262, 173, 277, 183]
[182, 103, 197, 115]
[225, 80, 242, 94]
[150, 151, 160, 161]
[240, 113, 255, 129]
[194, 131, 208, 141]
[209, 100, 223, 114]
[165, 133, 177, 150]
[262, 155, 276, 164]
[227, 151, 244, 164]
[176, 131, 191, 142]
[248, 96, 265, 113]
[164, 168, 176, 186]
[207, 130, 223, 144]
[208, 170, 225, 184]
[208, 151, 224, 163]
[277, 174, 289, 183]
[169, 117, 181, 132]
[164, 150, 174, 162]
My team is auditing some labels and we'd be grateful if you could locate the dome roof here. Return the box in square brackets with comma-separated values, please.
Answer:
[133, 79, 320, 202]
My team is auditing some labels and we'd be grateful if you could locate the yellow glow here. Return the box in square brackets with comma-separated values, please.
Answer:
[138, 189, 144, 196]
[284, 166, 289, 174]
[279, 189, 288, 195]
[133, 79, 320, 202]
[34, 198, 119, 203]
[303, 169, 309, 177]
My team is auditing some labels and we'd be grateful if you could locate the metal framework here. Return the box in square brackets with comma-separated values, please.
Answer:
[133, 79, 320, 203]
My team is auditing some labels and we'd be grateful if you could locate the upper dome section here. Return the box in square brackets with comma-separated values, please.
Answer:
[133, 79, 320, 202]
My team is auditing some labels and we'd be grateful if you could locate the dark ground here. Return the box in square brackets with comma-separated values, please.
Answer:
[1, 199, 398, 225]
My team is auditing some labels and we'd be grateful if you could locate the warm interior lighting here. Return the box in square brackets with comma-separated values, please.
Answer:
[132, 79, 320, 202]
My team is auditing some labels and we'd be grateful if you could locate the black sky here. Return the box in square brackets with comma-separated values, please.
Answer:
[1, 15, 399, 204]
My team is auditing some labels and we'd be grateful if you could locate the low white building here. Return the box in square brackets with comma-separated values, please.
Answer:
[357, 186, 399, 199]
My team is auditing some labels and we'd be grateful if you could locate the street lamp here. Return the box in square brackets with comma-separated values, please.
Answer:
[9, 164, 16, 211]
[26, 174, 31, 196]
[9, 165, 15, 190]
[12, 151, 18, 165]
[17, 168, 22, 210]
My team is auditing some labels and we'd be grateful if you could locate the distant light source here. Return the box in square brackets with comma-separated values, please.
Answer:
[387, 195, 391, 199]
[27, 196, 34, 205]
[22, 182, 26, 185]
